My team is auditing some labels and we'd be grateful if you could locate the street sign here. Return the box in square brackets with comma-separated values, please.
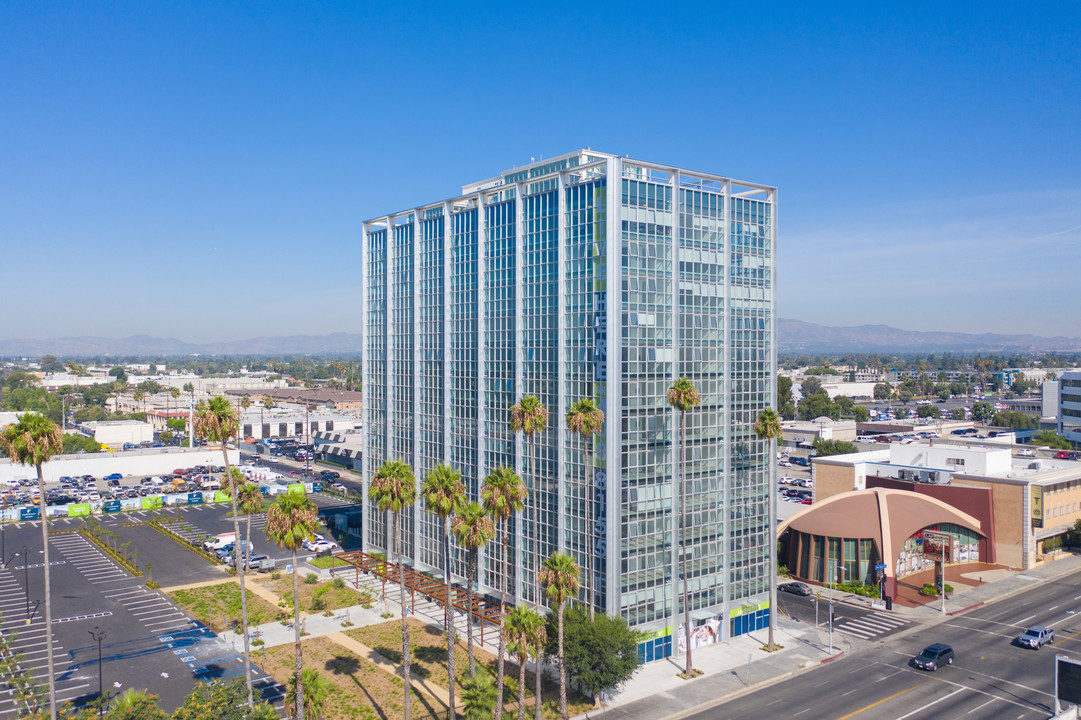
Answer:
[102, 501, 121, 514]
[187, 492, 203, 506]
[875, 563, 887, 570]
[312, 481, 324, 493]
[19, 507, 40, 522]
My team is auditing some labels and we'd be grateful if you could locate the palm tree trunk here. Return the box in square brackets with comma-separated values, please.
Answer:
[679, 410, 692, 675]
[467, 551, 477, 678]
[517, 649, 527, 720]
[292, 547, 304, 720]
[396, 514, 411, 720]
[223, 445, 254, 706]
[494, 529, 507, 720]
[531, 436, 543, 720]
[586, 441, 594, 620]
[767, 434, 778, 651]
[557, 602, 567, 720]
[444, 518, 456, 720]
[37, 464, 57, 720]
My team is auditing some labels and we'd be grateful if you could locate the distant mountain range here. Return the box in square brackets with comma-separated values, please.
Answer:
[1, 321, 1079, 357]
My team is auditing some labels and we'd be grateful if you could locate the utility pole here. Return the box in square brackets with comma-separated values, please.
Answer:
[89, 626, 107, 718]
[22, 545, 30, 621]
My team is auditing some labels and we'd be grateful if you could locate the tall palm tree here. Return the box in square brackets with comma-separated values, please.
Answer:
[194, 395, 254, 705]
[754, 407, 784, 652]
[421, 463, 466, 720]
[133, 389, 147, 420]
[263, 396, 275, 431]
[504, 606, 546, 720]
[266, 491, 320, 720]
[1, 412, 63, 720]
[481, 466, 527, 720]
[238, 481, 264, 564]
[287, 667, 331, 720]
[667, 377, 701, 676]
[509, 395, 548, 718]
[112, 379, 128, 415]
[564, 398, 605, 619]
[369, 459, 418, 720]
[540, 552, 579, 720]
[452, 501, 495, 678]
[169, 386, 180, 416]
[241, 395, 252, 436]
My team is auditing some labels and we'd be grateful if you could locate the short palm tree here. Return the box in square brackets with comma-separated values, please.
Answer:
[112, 379, 128, 414]
[509, 395, 548, 720]
[460, 674, 497, 720]
[667, 377, 701, 676]
[564, 398, 604, 618]
[195, 395, 255, 705]
[110, 687, 166, 720]
[266, 491, 319, 720]
[755, 407, 784, 652]
[504, 606, 546, 720]
[482, 466, 527, 720]
[133, 389, 146, 418]
[287, 667, 331, 720]
[0, 412, 62, 720]
[421, 463, 466, 720]
[452, 501, 495, 678]
[369, 459, 418, 720]
[540, 552, 580, 720]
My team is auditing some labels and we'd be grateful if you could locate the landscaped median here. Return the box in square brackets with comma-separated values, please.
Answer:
[167, 581, 285, 633]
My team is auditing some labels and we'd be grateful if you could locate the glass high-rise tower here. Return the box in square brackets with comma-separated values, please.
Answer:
[362, 150, 776, 660]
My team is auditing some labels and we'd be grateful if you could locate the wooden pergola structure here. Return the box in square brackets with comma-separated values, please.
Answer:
[331, 550, 504, 643]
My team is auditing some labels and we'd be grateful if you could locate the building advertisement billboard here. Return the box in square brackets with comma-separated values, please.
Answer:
[921, 530, 952, 562]
[1032, 486, 1044, 529]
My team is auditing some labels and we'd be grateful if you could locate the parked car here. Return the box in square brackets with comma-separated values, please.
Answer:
[913, 644, 954, 671]
[779, 582, 812, 596]
[1056, 451, 1073, 460]
[1016, 449, 1035, 457]
[1016, 626, 1054, 649]
[330, 482, 347, 494]
[320, 470, 341, 480]
[104, 473, 123, 481]
[245, 555, 274, 571]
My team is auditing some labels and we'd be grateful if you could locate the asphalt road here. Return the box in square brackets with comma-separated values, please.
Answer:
[775, 590, 912, 644]
[691, 570, 1081, 720]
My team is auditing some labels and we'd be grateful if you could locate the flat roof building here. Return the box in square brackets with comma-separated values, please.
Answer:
[362, 150, 776, 658]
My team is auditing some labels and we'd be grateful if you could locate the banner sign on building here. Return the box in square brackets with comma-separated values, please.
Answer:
[141, 496, 163, 511]
[102, 501, 122, 514]
[187, 492, 203, 505]
[68, 503, 91, 518]
[921, 530, 952, 562]
[19, 507, 40, 522]
[1031, 486, 1044, 529]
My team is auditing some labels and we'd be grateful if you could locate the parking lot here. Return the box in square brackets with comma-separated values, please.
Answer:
[0, 484, 359, 715]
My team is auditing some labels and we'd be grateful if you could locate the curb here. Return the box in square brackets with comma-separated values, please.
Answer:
[949, 601, 984, 616]
[820, 650, 845, 664]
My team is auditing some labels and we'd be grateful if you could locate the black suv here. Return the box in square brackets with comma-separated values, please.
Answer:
[913, 644, 954, 671]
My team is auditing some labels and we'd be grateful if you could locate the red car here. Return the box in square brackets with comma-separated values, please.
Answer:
[173, 468, 190, 476]
[1056, 451, 1072, 460]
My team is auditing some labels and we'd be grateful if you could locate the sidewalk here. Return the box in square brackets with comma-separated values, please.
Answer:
[575, 552, 1081, 720]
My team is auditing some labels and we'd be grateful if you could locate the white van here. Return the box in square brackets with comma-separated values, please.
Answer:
[203, 532, 237, 551]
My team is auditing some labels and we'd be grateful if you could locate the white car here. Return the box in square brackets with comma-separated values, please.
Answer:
[779, 477, 796, 485]
[308, 540, 338, 554]
[304, 534, 333, 551]
[1017, 449, 1035, 458]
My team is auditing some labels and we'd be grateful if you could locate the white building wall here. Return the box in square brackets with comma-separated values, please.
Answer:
[0, 448, 221, 484]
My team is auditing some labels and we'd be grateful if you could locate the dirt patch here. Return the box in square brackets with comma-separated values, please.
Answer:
[168, 581, 284, 632]
[252, 572, 374, 613]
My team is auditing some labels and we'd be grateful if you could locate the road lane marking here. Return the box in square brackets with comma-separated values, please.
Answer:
[1015, 614, 1036, 625]
[968, 698, 996, 714]
[895, 689, 965, 720]
[835, 678, 932, 719]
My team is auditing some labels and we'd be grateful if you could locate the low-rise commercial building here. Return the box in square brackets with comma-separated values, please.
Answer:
[77, 420, 154, 448]
[1060, 371, 1081, 444]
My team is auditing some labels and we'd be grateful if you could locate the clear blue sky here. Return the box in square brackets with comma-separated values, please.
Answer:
[3, 2, 1079, 343]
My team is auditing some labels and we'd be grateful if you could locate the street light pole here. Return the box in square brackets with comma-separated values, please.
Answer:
[89, 626, 107, 718]
[22, 545, 30, 620]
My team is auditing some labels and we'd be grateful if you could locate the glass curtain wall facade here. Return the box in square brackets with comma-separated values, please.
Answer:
[361, 150, 776, 657]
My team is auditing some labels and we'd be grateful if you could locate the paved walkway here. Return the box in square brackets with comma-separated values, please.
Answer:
[572, 552, 1081, 720]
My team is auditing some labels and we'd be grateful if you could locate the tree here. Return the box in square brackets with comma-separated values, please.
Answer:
[286, 668, 331, 720]
[421, 463, 466, 720]
[935, 385, 951, 402]
[194, 395, 254, 706]
[564, 398, 605, 618]
[112, 379, 128, 414]
[777, 376, 796, 420]
[812, 438, 858, 456]
[798, 392, 839, 422]
[0, 411, 62, 719]
[1032, 430, 1071, 449]
[369, 459, 418, 720]
[39, 355, 63, 373]
[133, 389, 146, 418]
[166, 417, 186, 432]
[916, 405, 941, 419]
[158, 431, 174, 445]
[754, 407, 783, 653]
[481, 466, 527, 720]
[853, 406, 870, 422]
[108, 366, 128, 383]
[504, 606, 546, 720]
[265, 492, 319, 720]
[991, 411, 1038, 430]
[460, 674, 497, 720]
[237, 482, 265, 576]
[540, 552, 580, 720]
[873, 383, 893, 401]
[108, 688, 167, 720]
[545, 607, 639, 701]
[897, 389, 913, 406]
[800, 376, 822, 398]
[971, 401, 994, 423]
[949, 408, 967, 421]
[452, 501, 495, 678]
[170, 679, 275, 720]
[666, 377, 700, 675]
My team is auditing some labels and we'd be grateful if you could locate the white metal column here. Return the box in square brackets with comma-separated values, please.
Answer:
[721, 183, 733, 638]
[442, 203, 452, 467]
[605, 157, 622, 617]
[413, 210, 423, 564]
[476, 193, 489, 591]
[384, 215, 394, 554]
[556, 172, 568, 556]
[514, 183, 526, 603]
[361, 221, 371, 553]
[670, 169, 682, 647]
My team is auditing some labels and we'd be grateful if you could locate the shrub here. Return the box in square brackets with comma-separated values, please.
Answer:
[304, 573, 318, 585]
[920, 583, 937, 596]
[310, 595, 327, 612]
[271, 570, 282, 580]
[331, 576, 345, 589]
